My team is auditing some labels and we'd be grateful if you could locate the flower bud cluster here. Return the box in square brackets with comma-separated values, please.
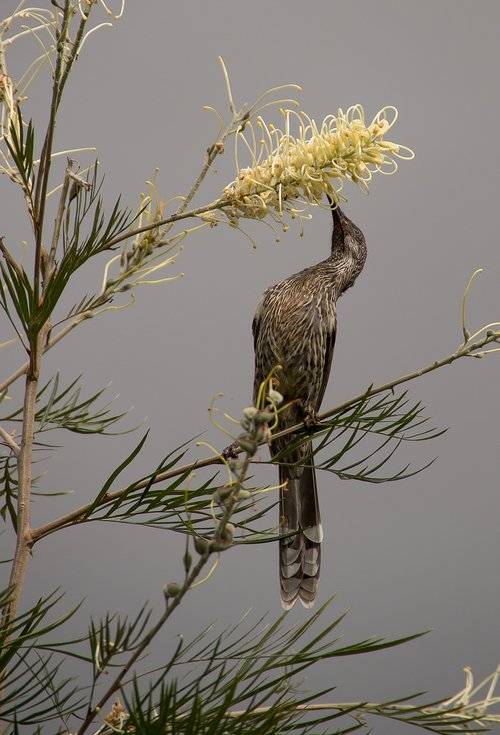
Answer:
[237, 405, 276, 455]
[194, 521, 236, 557]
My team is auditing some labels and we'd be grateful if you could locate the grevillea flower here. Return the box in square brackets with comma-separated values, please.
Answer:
[222, 105, 413, 222]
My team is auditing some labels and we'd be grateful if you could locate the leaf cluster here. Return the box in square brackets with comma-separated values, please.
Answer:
[0, 167, 136, 345]
[0, 585, 496, 735]
[24, 388, 444, 552]
[4, 116, 35, 206]
[0, 588, 82, 728]
[3, 372, 131, 436]
[273, 389, 445, 484]
[0, 590, 425, 735]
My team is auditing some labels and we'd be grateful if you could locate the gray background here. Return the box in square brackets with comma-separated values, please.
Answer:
[2, 0, 500, 722]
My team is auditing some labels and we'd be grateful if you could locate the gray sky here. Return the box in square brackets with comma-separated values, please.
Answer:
[3, 0, 500, 722]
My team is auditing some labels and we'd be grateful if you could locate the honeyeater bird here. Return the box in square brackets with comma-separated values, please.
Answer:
[252, 203, 367, 609]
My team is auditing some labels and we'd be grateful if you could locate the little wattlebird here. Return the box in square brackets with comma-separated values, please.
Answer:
[252, 202, 367, 609]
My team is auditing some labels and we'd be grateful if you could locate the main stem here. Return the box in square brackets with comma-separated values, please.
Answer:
[4, 330, 45, 622]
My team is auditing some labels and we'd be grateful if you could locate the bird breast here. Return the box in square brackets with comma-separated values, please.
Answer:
[254, 272, 336, 402]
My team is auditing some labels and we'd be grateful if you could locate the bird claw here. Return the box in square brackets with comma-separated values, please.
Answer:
[302, 410, 319, 431]
[222, 441, 240, 460]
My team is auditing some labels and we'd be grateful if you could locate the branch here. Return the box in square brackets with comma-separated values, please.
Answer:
[0, 424, 19, 457]
[32, 1, 73, 303]
[3, 333, 44, 623]
[46, 158, 73, 278]
[0, 313, 88, 396]
[103, 198, 231, 251]
[0, 237, 25, 281]
[225, 662, 500, 731]
[225, 695, 500, 732]
[272, 328, 500, 445]
[0, 98, 250, 396]
[75, 438, 255, 735]
[30, 327, 500, 545]
[31, 4, 92, 305]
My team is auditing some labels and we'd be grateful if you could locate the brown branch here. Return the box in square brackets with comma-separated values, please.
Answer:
[104, 100, 251, 251]
[0, 237, 25, 280]
[2, 327, 48, 623]
[0, 424, 20, 457]
[104, 198, 230, 251]
[31, 329, 500, 546]
[46, 159, 73, 278]
[271, 329, 500, 444]
[32, 1, 72, 303]
[0, 313, 88, 396]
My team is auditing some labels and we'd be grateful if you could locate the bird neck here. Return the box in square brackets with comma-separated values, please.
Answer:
[323, 240, 367, 298]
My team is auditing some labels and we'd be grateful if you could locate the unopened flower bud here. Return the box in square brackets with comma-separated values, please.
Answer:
[268, 389, 283, 406]
[214, 486, 233, 503]
[253, 426, 267, 443]
[210, 537, 231, 552]
[254, 409, 275, 424]
[229, 459, 245, 473]
[221, 523, 235, 542]
[164, 582, 181, 598]
[183, 550, 192, 573]
[236, 489, 252, 500]
[236, 433, 258, 455]
[194, 536, 210, 555]
[243, 406, 259, 420]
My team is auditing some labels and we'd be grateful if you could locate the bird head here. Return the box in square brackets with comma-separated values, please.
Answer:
[328, 197, 366, 256]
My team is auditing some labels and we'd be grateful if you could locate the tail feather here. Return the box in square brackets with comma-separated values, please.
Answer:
[278, 456, 322, 610]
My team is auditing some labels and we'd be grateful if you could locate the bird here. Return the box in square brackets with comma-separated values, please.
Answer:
[252, 201, 367, 609]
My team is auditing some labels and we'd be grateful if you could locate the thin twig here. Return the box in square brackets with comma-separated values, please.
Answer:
[225, 699, 492, 721]
[32, 0, 73, 302]
[0, 424, 20, 457]
[104, 198, 231, 251]
[0, 313, 88, 395]
[312, 332, 497, 431]
[0, 237, 25, 281]
[47, 158, 73, 276]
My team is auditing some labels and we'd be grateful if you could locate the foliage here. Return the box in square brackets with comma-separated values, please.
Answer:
[0, 2, 499, 734]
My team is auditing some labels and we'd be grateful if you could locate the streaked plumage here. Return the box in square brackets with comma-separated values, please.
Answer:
[252, 204, 367, 609]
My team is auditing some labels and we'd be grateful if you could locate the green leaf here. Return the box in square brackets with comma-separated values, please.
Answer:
[0, 258, 33, 341]
[114, 601, 430, 735]
[272, 390, 445, 484]
[0, 588, 84, 726]
[82, 431, 149, 519]
[3, 372, 132, 435]
[4, 113, 35, 198]
[0, 455, 18, 531]
[29, 167, 138, 332]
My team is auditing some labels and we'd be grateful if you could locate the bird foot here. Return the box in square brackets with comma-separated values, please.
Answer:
[302, 410, 319, 431]
[222, 441, 240, 460]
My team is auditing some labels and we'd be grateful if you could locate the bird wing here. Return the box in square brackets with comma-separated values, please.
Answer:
[252, 294, 265, 349]
[315, 321, 336, 410]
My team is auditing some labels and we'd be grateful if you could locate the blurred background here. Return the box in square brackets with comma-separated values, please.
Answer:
[2, 0, 500, 720]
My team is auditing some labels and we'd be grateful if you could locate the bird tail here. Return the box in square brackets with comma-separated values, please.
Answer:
[278, 446, 323, 610]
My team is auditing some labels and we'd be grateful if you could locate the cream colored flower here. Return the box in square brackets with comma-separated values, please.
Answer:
[222, 105, 413, 222]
